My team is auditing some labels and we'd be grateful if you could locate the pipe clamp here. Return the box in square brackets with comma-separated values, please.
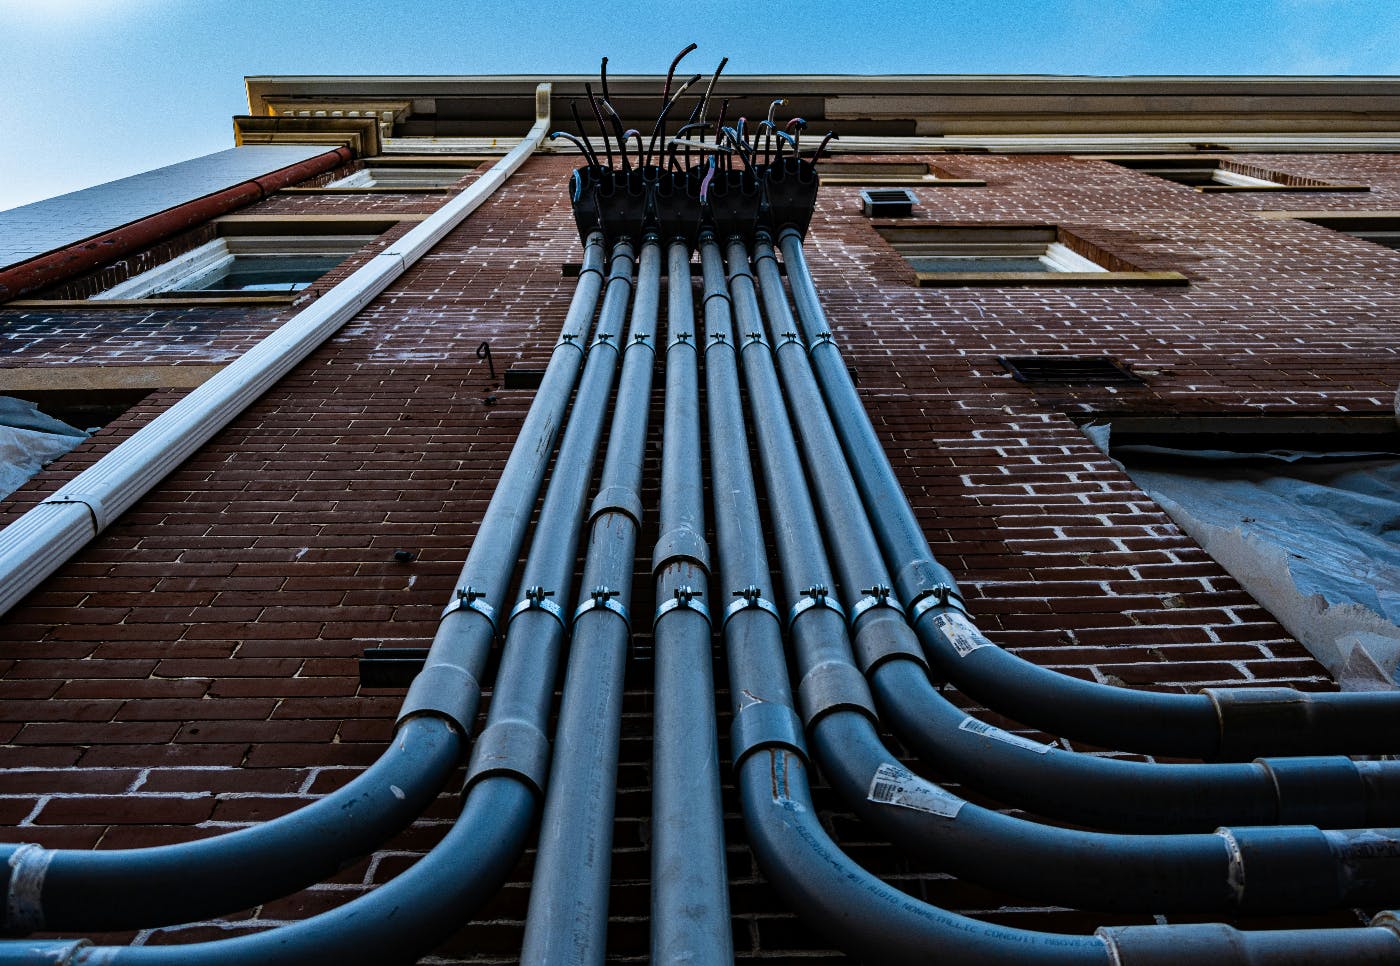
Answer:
[573, 586, 631, 632]
[908, 583, 963, 625]
[786, 584, 846, 632]
[439, 586, 498, 636]
[508, 586, 566, 631]
[723, 585, 781, 628]
[849, 584, 905, 629]
[654, 585, 711, 625]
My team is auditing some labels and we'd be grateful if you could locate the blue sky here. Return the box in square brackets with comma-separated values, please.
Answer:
[1, 0, 1396, 213]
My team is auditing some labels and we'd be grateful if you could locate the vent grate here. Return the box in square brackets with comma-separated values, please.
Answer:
[503, 368, 546, 390]
[860, 188, 917, 217]
[998, 355, 1145, 386]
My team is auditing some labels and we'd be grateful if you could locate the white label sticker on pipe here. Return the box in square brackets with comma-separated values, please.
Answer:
[957, 716, 1052, 754]
[867, 763, 964, 818]
[930, 611, 992, 657]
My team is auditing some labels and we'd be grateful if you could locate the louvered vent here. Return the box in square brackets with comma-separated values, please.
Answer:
[860, 188, 917, 217]
[998, 356, 1145, 385]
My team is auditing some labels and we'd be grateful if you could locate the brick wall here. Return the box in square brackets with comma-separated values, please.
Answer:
[1, 150, 1396, 960]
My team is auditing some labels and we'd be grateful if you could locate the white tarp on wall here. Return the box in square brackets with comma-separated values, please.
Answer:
[1088, 423, 1400, 690]
[0, 397, 89, 501]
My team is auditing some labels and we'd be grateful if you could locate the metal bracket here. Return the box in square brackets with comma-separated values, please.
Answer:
[654, 585, 711, 625]
[573, 585, 631, 632]
[508, 585, 566, 631]
[849, 583, 905, 629]
[439, 585, 499, 636]
[777, 330, 802, 347]
[744, 331, 766, 346]
[670, 331, 695, 350]
[786, 583, 846, 631]
[909, 583, 961, 625]
[722, 585, 781, 628]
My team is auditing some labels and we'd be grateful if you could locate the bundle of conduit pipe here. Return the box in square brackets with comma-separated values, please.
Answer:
[6, 47, 1400, 966]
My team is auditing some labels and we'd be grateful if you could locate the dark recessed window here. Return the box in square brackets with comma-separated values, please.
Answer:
[999, 356, 1145, 386]
[881, 226, 1104, 275]
[504, 368, 547, 390]
[819, 160, 984, 187]
[328, 164, 475, 189]
[94, 235, 372, 299]
[1110, 157, 1365, 193]
[1297, 215, 1400, 252]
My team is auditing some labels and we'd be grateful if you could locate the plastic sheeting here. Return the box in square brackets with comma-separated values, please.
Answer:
[1089, 422, 1400, 689]
[0, 398, 88, 501]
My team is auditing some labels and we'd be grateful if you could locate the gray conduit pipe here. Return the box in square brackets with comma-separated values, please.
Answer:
[648, 239, 732, 965]
[747, 233, 1400, 834]
[722, 233, 1400, 957]
[726, 234, 1400, 917]
[0, 231, 608, 935]
[520, 232, 660, 965]
[0, 240, 637, 966]
[776, 227, 1400, 763]
[701, 228, 1104, 965]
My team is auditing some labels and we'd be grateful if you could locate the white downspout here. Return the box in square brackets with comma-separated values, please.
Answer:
[0, 84, 553, 618]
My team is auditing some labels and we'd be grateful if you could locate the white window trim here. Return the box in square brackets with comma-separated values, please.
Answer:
[93, 235, 375, 300]
[1211, 169, 1280, 188]
[1041, 242, 1106, 272]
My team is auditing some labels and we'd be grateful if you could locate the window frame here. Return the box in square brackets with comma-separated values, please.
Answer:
[818, 159, 985, 187]
[875, 223, 1188, 287]
[1102, 156, 1370, 194]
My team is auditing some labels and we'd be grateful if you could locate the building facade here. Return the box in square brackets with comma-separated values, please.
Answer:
[0, 74, 1398, 963]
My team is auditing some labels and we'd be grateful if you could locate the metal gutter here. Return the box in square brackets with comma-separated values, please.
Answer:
[0, 84, 552, 620]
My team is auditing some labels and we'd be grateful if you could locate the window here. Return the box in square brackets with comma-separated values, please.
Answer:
[1109, 157, 1367, 193]
[818, 161, 984, 187]
[327, 164, 471, 190]
[1292, 215, 1400, 252]
[278, 157, 486, 194]
[93, 233, 374, 300]
[876, 225, 1187, 286]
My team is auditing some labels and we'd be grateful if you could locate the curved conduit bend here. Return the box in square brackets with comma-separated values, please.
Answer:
[706, 231, 1400, 964]
[0, 240, 638, 966]
[0, 224, 605, 936]
[726, 235, 1400, 916]
[776, 227, 1400, 763]
[746, 233, 1400, 834]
